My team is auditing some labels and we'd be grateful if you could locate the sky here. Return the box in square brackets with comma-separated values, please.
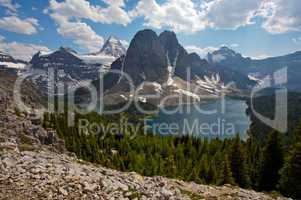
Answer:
[0, 0, 300, 61]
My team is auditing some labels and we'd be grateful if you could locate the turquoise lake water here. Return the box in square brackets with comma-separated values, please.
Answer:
[148, 98, 251, 139]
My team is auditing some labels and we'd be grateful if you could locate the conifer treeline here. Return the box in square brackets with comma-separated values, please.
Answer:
[43, 112, 301, 198]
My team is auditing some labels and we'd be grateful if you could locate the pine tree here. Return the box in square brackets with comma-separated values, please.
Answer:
[206, 161, 217, 184]
[279, 122, 301, 199]
[258, 131, 284, 191]
[230, 135, 250, 188]
[218, 155, 235, 186]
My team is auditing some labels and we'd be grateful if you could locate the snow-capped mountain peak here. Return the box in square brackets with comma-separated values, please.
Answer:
[207, 46, 247, 65]
[99, 36, 126, 58]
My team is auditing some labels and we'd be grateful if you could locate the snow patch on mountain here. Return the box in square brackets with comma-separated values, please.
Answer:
[78, 54, 116, 66]
[0, 62, 26, 69]
[211, 54, 226, 63]
[196, 74, 229, 95]
[174, 89, 200, 100]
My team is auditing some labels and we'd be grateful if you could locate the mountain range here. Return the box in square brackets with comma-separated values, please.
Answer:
[11, 36, 127, 95]
[96, 30, 255, 106]
[0, 51, 27, 75]
[207, 47, 301, 91]
[1, 29, 301, 103]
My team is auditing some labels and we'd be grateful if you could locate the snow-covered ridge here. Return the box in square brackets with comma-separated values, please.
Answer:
[0, 62, 26, 69]
[0, 51, 27, 71]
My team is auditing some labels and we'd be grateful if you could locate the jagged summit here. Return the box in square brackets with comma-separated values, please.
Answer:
[58, 46, 77, 54]
[207, 46, 251, 71]
[121, 29, 168, 85]
[159, 30, 187, 66]
[208, 46, 244, 62]
[90, 35, 126, 58]
[30, 46, 82, 67]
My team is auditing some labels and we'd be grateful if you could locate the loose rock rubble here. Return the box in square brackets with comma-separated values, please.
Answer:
[0, 150, 288, 200]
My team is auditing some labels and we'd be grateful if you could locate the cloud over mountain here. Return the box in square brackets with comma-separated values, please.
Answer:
[0, 35, 50, 61]
[46, 0, 132, 51]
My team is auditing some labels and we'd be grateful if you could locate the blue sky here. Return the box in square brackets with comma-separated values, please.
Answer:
[0, 0, 300, 60]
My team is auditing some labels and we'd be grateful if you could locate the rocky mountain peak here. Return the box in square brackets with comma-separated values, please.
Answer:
[58, 46, 77, 54]
[130, 29, 159, 47]
[30, 47, 82, 67]
[159, 31, 179, 47]
[159, 30, 187, 66]
[121, 29, 168, 85]
[207, 46, 248, 66]
[99, 35, 126, 58]
[213, 46, 241, 58]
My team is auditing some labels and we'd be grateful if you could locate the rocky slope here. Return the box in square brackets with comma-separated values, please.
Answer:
[0, 150, 288, 200]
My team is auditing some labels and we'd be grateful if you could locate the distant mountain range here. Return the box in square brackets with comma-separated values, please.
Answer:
[0, 51, 27, 74]
[207, 47, 301, 91]
[1, 29, 301, 103]
[17, 36, 126, 95]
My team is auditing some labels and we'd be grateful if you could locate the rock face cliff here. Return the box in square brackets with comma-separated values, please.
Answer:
[121, 29, 169, 86]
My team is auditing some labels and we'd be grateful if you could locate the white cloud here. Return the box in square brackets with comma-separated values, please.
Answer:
[292, 37, 301, 44]
[130, 0, 262, 33]
[51, 13, 104, 52]
[249, 53, 271, 60]
[130, 0, 301, 35]
[0, 16, 39, 35]
[259, 0, 301, 34]
[0, 35, 50, 61]
[203, 0, 262, 30]
[0, 1, 40, 35]
[47, 0, 132, 51]
[0, 0, 20, 14]
[185, 45, 218, 58]
[130, 0, 207, 33]
[48, 0, 131, 25]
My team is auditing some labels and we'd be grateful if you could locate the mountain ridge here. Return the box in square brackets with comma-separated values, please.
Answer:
[207, 47, 301, 91]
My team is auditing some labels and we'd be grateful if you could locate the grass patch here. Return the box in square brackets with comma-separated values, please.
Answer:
[19, 134, 35, 145]
[123, 188, 142, 200]
[180, 189, 204, 200]
[19, 144, 36, 152]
